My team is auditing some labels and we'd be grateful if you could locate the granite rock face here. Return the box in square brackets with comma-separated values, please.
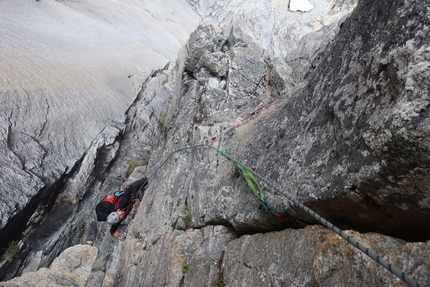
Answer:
[187, 0, 358, 57]
[0, 66, 174, 280]
[118, 225, 430, 287]
[221, 226, 430, 287]
[0, 244, 98, 287]
[0, 0, 356, 265]
[1, 0, 430, 286]
[0, 0, 199, 255]
[126, 25, 299, 253]
[116, 225, 238, 287]
[232, 0, 430, 241]
[116, 0, 428, 284]
[115, 0, 428, 285]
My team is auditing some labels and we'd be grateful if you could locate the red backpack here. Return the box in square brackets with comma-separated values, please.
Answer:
[103, 195, 116, 205]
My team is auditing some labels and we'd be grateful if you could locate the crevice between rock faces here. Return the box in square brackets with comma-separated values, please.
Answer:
[303, 194, 430, 242]
[0, 157, 82, 281]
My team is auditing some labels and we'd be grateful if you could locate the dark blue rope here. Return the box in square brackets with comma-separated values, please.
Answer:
[137, 144, 205, 194]
[209, 146, 420, 287]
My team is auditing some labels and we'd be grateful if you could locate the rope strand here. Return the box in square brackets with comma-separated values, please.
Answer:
[129, 107, 421, 287]
[208, 145, 420, 287]
[136, 144, 204, 194]
[132, 141, 421, 286]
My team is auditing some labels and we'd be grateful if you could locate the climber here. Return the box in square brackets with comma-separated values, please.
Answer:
[95, 177, 148, 238]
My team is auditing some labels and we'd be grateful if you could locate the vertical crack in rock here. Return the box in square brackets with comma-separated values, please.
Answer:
[39, 94, 49, 139]
[6, 119, 24, 169]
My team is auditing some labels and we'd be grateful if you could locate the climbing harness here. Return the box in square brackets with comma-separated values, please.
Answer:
[205, 144, 421, 287]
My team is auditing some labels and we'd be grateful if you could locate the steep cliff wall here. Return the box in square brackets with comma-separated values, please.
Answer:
[0, 0, 358, 281]
[0, 0, 355, 271]
[112, 0, 429, 283]
[186, 0, 357, 57]
[0, 0, 199, 257]
[237, 0, 430, 241]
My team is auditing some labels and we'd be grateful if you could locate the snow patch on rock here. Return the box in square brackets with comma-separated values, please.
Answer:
[290, 0, 314, 12]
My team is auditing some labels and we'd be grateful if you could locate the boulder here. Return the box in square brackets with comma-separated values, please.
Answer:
[222, 226, 429, 286]
[0, 244, 97, 287]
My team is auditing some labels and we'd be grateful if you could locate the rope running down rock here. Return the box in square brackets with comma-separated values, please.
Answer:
[206, 144, 420, 287]
[134, 96, 420, 286]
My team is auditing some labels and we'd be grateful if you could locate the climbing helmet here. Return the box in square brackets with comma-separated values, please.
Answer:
[107, 212, 119, 225]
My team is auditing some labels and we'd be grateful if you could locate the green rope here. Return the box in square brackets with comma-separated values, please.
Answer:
[222, 149, 277, 215]
[210, 146, 421, 287]
[133, 143, 421, 286]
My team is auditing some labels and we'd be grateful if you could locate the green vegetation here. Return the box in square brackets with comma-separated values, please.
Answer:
[67, 196, 78, 205]
[159, 112, 168, 132]
[213, 273, 225, 287]
[150, 69, 170, 83]
[182, 212, 191, 228]
[151, 69, 165, 77]
[126, 157, 150, 178]
[218, 275, 225, 287]
[137, 90, 144, 101]
[54, 193, 77, 206]
[182, 262, 189, 277]
[1, 241, 20, 262]
[266, 56, 274, 70]
[181, 205, 191, 228]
